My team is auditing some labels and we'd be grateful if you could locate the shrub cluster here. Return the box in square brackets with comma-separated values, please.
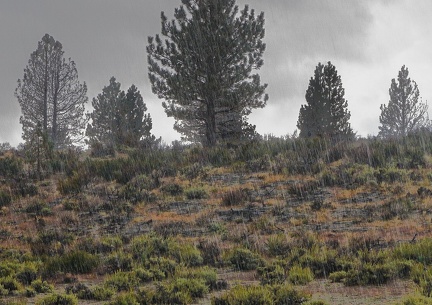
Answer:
[212, 284, 310, 305]
[44, 251, 99, 275]
[0, 189, 11, 208]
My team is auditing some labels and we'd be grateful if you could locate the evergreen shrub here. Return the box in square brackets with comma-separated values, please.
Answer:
[225, 247, 263, 271]
[0, 190, 11, 208]
[35, 293, 78, 305]
[185, 187, 208, 200]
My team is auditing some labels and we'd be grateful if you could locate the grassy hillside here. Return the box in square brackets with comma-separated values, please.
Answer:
[2, 133, 432, 304]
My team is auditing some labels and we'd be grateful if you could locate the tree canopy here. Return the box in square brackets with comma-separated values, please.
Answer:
[86, 77, 154, 148]
[379, 65, 429, 138]
[147, 0, 268, 146]
[297, 62, 353, 139]
[15, 34, 88, 149]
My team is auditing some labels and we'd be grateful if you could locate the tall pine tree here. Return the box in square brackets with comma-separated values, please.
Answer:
[297, 62, 353, 139]
[15, 34, 88, 149]
[379, 65, 429, 138]
[86, 77, 123, 147]
[115, 85, 153, 147]
[86, 77, 153, 148]
[147, 0, 268, 146]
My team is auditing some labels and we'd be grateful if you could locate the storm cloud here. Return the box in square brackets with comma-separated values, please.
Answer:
[1, 0, 431, 145]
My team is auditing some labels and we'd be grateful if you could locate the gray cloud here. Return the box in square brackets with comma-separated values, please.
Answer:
[0, 0, 429, 145]
[235, 0, 376, 135]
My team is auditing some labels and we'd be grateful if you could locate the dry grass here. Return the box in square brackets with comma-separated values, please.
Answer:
[314, 209, 331, 223]
[4, 149, 432, 304]
[306, 279, 416, 305]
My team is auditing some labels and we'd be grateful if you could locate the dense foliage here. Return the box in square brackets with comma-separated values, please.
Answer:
[86, 77, 155, 150]
[297, 61, 353, 139]
[147, 0, 268, 146]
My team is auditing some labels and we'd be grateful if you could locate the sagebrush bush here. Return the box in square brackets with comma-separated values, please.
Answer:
[161, 183, 184, 196]
[44, 251, 99, 275]
[35, 293, 78, 305]
[272, 284, 311, 305]
[145, 257, 177, 279]
[185, 187, 208, 200]
[181, 162, 205, 180]
[411, 264, 432, 297]
[31, 278, 53, 293]
[171, 277, 209, 298]
[266, 234, 291, 257]
[329, 271, 347, 283]
[212, 285, 273, 305]
[225, 247, 263, 271]
[170, 243, 203, 267]
[0, 261, 19, 277]
[0, 276, 21, 294]
[104, 251, 133, 273]
[257, 262, 286, 285]
[104, 271, 139, 292]
[16, 261, 40, 285]
[24, 200, 52, 216]
[197, 239, 222, 266]
[343, 262, 396, 286]
[175, 266, 218, 290]
[395, 294, 432, 305]
[347, 235, 382, 254]
[77, 235, 123, 254]
[65, 283, 93, 299]
[391, 259, 414, 279]
[0, 155, 23, 178]
[12, 181, 38, 197]
[147, 278, 206, 305]
[130, 233, 173, 262]
[151, 284, 192, 304]
[0, 189, 11, 208]
[287, 265, 314, 285]
[120, 174, 159, 201]
[208, 222, 227, 236]
[393, 238, 432, 264]
[91, 285, 115, 301]
[375, 167, 408, 184]
[58, 170, 90, 195]
[206, 145, 234, 167]
[134, 268, 153, 283]
[0, 284, 8, 296]
[298, 248, 340, 278]
[106, 292, 139, 305]
[381, 197, 414, 220]
[221, 188, 248, 206]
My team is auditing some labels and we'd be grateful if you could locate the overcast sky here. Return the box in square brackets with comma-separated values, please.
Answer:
[1, 0, 432, 146]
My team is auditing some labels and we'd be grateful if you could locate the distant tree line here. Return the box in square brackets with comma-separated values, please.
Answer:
[14, 0, 431, 156]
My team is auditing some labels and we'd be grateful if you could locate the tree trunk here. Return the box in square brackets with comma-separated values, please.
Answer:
[43, 52, 49, 134]
[52, 64, 60, 149]
[206, 99, 217, 147]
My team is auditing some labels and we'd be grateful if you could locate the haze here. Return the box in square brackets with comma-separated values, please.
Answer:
[1, 0, 431, 146]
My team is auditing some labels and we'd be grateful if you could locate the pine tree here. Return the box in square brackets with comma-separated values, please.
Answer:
[297, 62, 353, 139]
[86, 77, 123, 147]
[379, 65, 429, 138]
[15, 34, 88, 149]
[115, 85, 153, 147]
[86, 78, 154, 148]
[147, 0, 268, 146]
